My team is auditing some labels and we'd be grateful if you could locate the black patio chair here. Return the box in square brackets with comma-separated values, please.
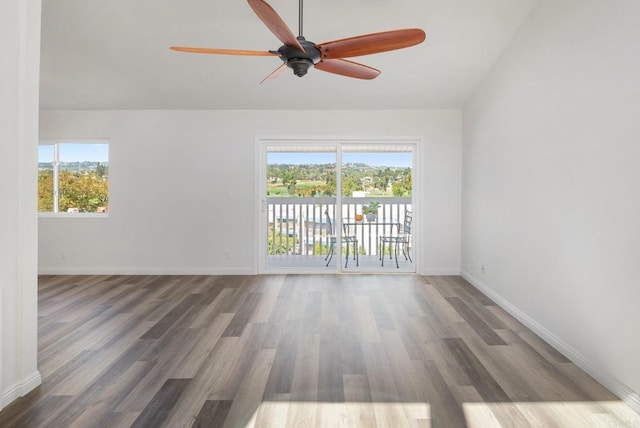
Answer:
[379, 210, 412, 268]
[325, 210, 359, 268]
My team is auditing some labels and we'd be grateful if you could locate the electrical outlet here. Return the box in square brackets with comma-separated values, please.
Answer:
[481, 264, 486, 274]
[225, 250, 231, 260]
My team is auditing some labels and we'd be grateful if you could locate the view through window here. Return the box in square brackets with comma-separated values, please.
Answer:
[38, 141, 109, 214]
[264, 143, 414, 272]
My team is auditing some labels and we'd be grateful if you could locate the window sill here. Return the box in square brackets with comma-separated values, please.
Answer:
[38, 213, 109, 218]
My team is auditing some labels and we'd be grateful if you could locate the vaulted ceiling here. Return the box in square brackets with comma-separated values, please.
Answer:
[40, 0, 537, 110]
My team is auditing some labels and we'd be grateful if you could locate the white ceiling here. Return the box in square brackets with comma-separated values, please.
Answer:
[39, 0, 538, 110]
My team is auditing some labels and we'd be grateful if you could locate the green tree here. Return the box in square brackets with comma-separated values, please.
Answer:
[281, 170, 297, 194]
[58, 170, 109, 212]
[268, 228, 299, 255]
[267, 165, 281, 183]
[282, 170, 297, 187]
[38, 170, 54, 212]
[373, 168, 393, 192]
[322, 173, 336, 196]
[95, 162, 108, 177]
[392, 168, 412, 196]
[342, 175, 362, 197]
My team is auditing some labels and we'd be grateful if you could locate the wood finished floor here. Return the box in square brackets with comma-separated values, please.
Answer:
[1, 274, 638, 427]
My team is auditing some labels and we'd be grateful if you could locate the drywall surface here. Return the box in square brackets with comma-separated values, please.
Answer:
[0, 0, 41, 410]
[463, 0, 640, 407]
[39, 109, 461, 275]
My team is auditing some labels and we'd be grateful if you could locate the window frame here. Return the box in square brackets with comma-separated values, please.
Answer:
[38, 139, 110, 218]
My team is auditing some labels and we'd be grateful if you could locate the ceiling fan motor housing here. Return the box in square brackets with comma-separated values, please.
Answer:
[278, 37, 321, 76]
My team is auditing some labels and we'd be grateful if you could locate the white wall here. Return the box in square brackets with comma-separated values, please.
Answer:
[462, 0, 640, 410]
[0, 0, 41, 410]
[39, 109, 461, 275]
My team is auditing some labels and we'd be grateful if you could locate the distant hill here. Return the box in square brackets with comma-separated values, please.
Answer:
[38, 161, 108, 172]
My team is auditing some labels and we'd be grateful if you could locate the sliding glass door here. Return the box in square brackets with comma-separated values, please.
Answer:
[259, 140, 415, 273]
[341, 144, 414, 271]
[263, 145, 337, 271]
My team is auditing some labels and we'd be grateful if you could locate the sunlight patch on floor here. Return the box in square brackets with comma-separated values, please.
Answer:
[247, 401, 431, 427]
[463, 401, 640, 428]
[241, 400, 640, 427]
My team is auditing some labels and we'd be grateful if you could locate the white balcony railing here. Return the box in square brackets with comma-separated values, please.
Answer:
[267, 197, 412, 257]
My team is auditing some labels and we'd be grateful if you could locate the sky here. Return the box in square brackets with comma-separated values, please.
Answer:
[268, 152, 412, 168]
[39, 145, 410, 167]
[38, 143, 109, 163]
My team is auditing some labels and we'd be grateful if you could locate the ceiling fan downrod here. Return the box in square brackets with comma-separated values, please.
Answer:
[298, 0, 303, 38]
[278, 0, 319, 77]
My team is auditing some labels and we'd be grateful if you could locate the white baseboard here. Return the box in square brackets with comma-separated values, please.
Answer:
[38, 266, 257, 275]
[461, 269, 640, 415]
[39, 266, 462, 276]
[1, 371, 41, 411]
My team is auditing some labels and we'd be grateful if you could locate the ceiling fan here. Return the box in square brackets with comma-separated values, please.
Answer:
[170, 0, 426, 82]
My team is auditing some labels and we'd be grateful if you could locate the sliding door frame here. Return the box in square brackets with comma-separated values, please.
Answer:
[255, 135, 423, 275]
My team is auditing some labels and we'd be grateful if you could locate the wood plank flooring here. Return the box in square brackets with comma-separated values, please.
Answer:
[1, 274, 638, 427]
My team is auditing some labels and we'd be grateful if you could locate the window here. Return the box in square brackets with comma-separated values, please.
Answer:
[38, 141, 109, 214]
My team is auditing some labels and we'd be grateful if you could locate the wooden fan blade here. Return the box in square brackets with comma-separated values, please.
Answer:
[315, 59, 381, 80]
[261, 63, 288, 84]
[170, 46, 279, 56]
[247, 0, 304, 51]
[317, 28, 425, 59]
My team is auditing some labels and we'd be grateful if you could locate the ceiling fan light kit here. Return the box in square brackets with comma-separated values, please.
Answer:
[171, 0, 425, 82]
